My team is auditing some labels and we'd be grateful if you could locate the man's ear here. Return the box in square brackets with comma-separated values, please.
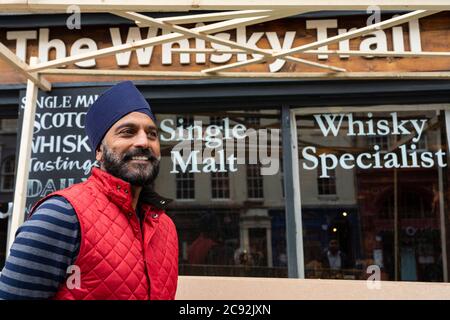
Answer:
[95, 146, 103, 162]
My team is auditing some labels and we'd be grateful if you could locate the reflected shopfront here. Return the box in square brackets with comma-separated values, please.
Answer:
[153, 110, 287, 278]
[296, 107, 449, 282]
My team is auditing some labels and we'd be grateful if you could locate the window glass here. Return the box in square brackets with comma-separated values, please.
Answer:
[154, 109, 287, 277]
[297, 110, 447, 281]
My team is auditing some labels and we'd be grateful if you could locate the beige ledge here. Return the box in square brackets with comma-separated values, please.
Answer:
[176, 276, 450, 300]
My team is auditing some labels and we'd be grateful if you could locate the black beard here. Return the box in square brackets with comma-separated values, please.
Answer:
[101, 144, 160, 186]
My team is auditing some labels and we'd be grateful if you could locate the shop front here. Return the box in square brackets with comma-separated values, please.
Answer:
[0, 9, 449, 285]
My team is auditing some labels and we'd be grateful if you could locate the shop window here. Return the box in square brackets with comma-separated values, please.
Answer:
[297, 108, 446, 282]
[317, 167, 336, 195]
[211, 171, 230, 199]
[0, 156, 15, 192]
[175, 165, 195, 200]
[155, 109, 286, 278]
[247, 164, 264, 199]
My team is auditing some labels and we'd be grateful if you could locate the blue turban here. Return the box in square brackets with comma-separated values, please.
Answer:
[85, 81, 156, 151]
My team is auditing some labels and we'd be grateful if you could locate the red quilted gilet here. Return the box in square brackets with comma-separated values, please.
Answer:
[29, 168, 178, 300]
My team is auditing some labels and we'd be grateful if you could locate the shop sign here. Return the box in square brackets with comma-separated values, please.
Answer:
[6, 16, 423, 73]
[160, 118, 280, 175]
[302, 112, 447, 178]
[18, 88, 99, 214]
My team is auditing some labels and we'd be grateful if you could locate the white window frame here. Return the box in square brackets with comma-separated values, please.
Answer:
[211, 170, 231, 200]
[175, 169, 196, 201]
[0, 156, 15, 192]
[317, 166, 337, 197]
[246, 163, 264, 200]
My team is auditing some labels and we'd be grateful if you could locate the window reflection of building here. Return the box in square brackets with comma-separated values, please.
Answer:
[240, 208, 273, 268]
[211, 171, 230, 199]
[175, 165, 195, 200]
[0, 119, 17, 269]
[1, 156, 15, 192]
[298, 110, 447, 282]
[247, 164, 264, 199]
[156, 110, 287, 278]
[358, 169, 442, 282]
[317, 167, 336, 196]
[298, 119, 359, 279]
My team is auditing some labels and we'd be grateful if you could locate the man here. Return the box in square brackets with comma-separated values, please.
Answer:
[0, 81, 178, 300]
[321, 239, 350, 271]
[188, 213, 219, 265]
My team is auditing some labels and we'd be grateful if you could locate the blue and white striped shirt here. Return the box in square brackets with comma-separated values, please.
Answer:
[0, 196, 80, 300]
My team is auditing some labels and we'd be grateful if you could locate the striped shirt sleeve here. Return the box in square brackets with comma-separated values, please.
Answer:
[0, 196, 80, 300]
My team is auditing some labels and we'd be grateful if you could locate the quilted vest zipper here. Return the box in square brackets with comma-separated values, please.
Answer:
[128, 210, 152, 299]
[139, 226, 152, 299]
